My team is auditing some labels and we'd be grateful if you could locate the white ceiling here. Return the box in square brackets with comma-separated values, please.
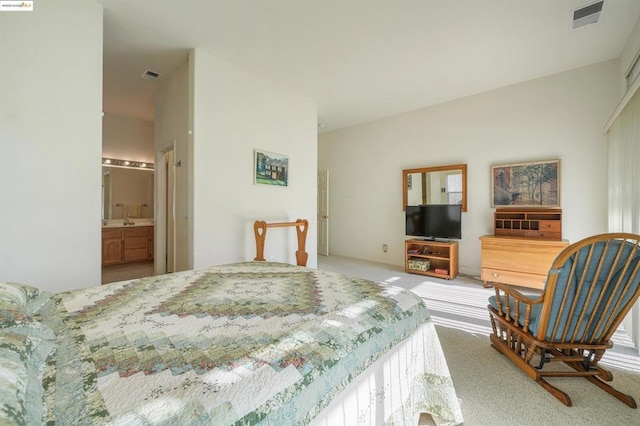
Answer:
[98, 0, 640, 132]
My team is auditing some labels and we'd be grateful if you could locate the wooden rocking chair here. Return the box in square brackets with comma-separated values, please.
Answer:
[487, 233, 640, 407]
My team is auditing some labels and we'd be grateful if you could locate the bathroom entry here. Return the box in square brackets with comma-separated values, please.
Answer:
[165, 149, 175, 273]
[155, 147, 177, 275]
[100, 164, 155, 284]
[155, 138, 190, 275]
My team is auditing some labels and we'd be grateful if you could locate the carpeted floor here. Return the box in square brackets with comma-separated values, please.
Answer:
[318, 255, 640, 425]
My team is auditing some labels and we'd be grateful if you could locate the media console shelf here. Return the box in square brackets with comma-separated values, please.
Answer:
[405, 239, 458, 279]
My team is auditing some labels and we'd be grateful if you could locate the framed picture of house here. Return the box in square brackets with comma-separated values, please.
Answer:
[491, 159, 560, 208]
[254, 150, 289, 187]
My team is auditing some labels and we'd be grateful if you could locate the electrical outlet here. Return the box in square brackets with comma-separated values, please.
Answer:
[382, 243, 388, 253]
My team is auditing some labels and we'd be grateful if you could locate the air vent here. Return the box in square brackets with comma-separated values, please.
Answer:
[141, 69, 160, 80]
[572, 1, 604, 29]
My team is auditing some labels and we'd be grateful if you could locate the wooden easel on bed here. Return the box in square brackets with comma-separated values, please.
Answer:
[253, 219, 309, 266]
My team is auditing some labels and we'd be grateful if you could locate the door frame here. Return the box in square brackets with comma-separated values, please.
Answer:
[154, 142, 176, 275]
[318, 169, 329, 256]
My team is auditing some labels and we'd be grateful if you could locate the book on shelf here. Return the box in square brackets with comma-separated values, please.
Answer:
[434, 268, 449, 275]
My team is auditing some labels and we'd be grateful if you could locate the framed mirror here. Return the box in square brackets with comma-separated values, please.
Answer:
[102, 166, 154, 220]
[402, 164, 467, 212]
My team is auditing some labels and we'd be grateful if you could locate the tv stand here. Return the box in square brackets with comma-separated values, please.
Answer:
[405, 239, 458, 279]
[432, 237, 451, 243]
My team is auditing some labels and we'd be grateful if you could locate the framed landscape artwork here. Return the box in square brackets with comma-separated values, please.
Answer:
[254, 150, 289, 187]
[491, 159, 560, 208]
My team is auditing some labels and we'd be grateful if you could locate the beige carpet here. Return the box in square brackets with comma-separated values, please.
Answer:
[437, 325, 640, 425]
[318, 255, 640, 425]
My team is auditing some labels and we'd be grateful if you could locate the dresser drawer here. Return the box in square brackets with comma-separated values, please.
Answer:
[482, 241, 564, 274]
[123, 227, 151, 238]
[526, 230, 562, 239]
[102, 229, 122, 239]
[538, 220, 561, 231]
[495, 229, 526, 237]
[123, 248, 150, 262]
[124, 237, 149, 250]
[482, 268, 547, 290]
[480, 235, 569, 290]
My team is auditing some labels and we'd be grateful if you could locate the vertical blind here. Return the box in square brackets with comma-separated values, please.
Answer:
[608, 88, 640, 234]
[607, 86, 640, 351]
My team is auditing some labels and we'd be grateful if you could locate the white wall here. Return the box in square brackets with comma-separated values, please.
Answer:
[191, 48, 318, 269]
[0, 0, 103, 291]
[102, 113, 154, 163]
[319, 60, 619, 276]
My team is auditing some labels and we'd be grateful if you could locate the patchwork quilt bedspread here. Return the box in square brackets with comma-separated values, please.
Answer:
[1, 262, 462, 425]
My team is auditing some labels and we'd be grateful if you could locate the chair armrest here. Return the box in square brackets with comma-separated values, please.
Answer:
[491, 281, 545, 305]
[489, 282, 545, 332]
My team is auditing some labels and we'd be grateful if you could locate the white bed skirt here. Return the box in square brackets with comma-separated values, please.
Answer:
[312, 320, 463, 426]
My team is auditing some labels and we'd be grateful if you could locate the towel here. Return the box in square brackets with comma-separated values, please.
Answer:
[125, 204, 140, 218]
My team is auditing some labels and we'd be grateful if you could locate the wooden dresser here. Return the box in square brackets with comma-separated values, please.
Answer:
[479, 235, 569, 290]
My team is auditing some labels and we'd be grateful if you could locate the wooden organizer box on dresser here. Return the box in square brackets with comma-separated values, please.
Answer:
[481, 208, 568, 290]
[405, 239, 458, 280]
[494, 208, 562, 239]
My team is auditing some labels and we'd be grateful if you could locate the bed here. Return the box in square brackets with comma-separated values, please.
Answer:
[0, 261, 463, 425]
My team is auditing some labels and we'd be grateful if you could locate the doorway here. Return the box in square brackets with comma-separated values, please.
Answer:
[155, 146, 176, 274]
[165, 150, 176, 273]
[318, 170, 329, 256]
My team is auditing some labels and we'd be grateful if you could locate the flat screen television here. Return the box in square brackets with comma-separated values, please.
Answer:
[405, 204, 462, 240]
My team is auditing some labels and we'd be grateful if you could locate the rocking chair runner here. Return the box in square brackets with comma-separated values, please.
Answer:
[487, 233, 640, 407]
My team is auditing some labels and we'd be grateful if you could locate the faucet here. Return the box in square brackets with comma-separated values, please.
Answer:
[124, 217, 134, 225]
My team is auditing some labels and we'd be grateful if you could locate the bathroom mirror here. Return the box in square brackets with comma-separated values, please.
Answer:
[402, 164, 467, 212]
[102, 166, 154, 219]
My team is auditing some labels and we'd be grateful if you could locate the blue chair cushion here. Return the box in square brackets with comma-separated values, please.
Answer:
[543, 241, 640, 341]
[489, 239, 640, 342]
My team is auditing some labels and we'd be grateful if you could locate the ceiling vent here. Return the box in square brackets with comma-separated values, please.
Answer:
[141, 69, 160, 80]
[571, 1, 604, 29]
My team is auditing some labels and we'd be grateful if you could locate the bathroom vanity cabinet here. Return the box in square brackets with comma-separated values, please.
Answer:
[102, 226, 154, 266]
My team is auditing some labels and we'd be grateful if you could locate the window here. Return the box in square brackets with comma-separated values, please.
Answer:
[447, 173, 463, 205]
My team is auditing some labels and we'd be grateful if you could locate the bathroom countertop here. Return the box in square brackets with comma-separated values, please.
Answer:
[102, 222, 154, 229]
